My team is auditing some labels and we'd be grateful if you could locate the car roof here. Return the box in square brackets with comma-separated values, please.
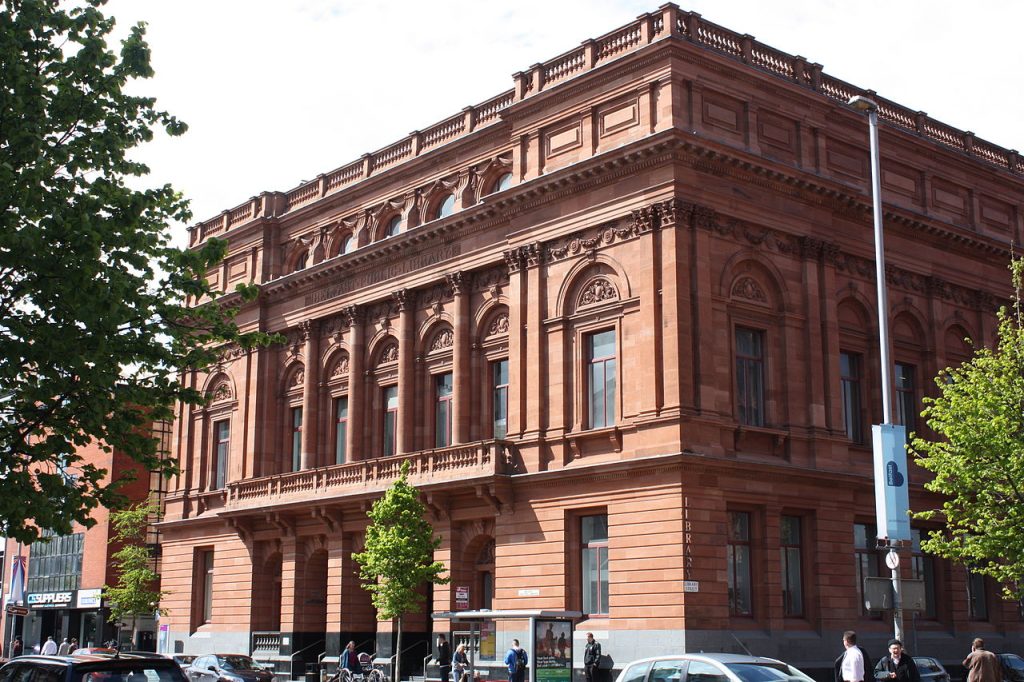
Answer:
[3, 654, 178, 668]
[624, 654, 791, 666]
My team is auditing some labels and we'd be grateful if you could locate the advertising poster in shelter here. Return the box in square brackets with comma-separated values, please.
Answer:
[534, 620, 571, 682]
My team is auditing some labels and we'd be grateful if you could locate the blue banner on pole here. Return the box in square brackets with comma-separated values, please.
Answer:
[873, 424, 910, 542]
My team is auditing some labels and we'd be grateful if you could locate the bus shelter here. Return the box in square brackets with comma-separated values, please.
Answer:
[431, 610, 582, 682]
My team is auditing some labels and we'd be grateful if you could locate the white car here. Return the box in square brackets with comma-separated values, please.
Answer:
[615, 654, 815, 682]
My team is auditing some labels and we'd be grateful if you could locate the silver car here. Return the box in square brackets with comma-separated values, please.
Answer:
[615, 654, 815, 682]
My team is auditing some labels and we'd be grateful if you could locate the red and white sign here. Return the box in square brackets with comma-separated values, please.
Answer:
[455, 586, 470, 609]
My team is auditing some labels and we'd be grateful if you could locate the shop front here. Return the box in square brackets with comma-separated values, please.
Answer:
[22, 588, 111, 649]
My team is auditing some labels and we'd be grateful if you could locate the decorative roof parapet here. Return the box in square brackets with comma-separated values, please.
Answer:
[190, 3, 1022, 246]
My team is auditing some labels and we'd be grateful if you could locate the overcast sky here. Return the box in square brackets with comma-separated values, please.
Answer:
[103, 1, 1024, 245]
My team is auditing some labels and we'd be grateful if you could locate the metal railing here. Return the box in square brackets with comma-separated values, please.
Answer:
[291, 639, 325, 681]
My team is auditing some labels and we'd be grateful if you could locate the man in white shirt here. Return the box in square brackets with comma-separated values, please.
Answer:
[41, 636, 58, 656]
[835, 631, 870, 682]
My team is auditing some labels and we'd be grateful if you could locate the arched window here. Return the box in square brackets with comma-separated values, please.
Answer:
[385, 215, 401, 238]
[341, 234, 356, 255]
[423, 324, 454, 448]
[490, 172, 512, 194]
[293, 250, 309, 273]
[434, 193, 455, 220]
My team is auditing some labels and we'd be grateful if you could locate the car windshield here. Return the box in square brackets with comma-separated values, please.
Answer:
[914, 659, 941, 673]
[220, 658, 257, 672]
[725, 663, 814, 682]
[1004, 657, 1024, 672]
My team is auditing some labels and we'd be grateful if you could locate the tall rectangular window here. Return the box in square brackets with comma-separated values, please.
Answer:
[581, 514, 609, 615]
[735, 328, 765, 427]
[435, 373, 453, 448]
[587, 330, 616, 429]
[911, 529, 937, 618]
[213, 420, 229, 489]
[383, 386, 398, 457]
[290, 407, 302, 471]
[202, 550, 214, 624]
[780, 516, 803, 617]
[727, 511, 753, 616]
[968, 570, 988, 620]
[492, 359, 509, 439]
[334, 397, 348, 465]
[895, 363, 917, 433]
[854, 523, 880, 616]
[840, 352, 864, 443]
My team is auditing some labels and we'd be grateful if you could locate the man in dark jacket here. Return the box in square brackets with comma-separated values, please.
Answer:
[584, 632, 602, 682]
[875, 639, 921, 682]
[437, 634, 452, 682]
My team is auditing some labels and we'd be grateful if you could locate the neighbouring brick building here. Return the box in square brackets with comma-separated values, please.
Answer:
[159, 4, 1024, 678]
[1, 421, 171, 654]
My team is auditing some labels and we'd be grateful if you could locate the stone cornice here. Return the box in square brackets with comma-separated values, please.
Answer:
[241, 129, 1008, 317]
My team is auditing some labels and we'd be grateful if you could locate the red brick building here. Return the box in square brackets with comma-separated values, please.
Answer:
[159, 4, 1024, 677]
[2, 422, 170, 653]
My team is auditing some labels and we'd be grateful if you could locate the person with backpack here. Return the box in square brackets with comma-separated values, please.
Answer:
[504, 639, 528, 682]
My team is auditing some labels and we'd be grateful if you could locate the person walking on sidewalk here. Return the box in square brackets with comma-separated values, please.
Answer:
[963, 638, 1002, 682]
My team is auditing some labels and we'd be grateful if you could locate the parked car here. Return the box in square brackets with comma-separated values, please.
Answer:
[187, 655, 274, 682]
[614, 653, 814, 682]
[174, 656, 197, 672]
[913, 658, 950, 682]
[0, 653, 188, 682]
[999, 653, 1024, 682]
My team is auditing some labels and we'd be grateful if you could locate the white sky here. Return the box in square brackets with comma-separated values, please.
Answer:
[104, 1, 1024, 246]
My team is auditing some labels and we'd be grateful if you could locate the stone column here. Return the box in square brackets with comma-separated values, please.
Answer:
[449, 272, 471, 444]
[300, 320, 320, 469]
[395, 289, 415, 454]
[325, 529, 348, 657]
[523, 244, 545, 439]
[344, 306, 366, 460]
[278, 533, 300, 656]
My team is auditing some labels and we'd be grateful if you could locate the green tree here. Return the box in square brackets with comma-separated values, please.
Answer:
[354, 460, 449, 682]
[104, 503, 166, 644]
[910, 258, 1024, 600]
[0, 0, 270, 543]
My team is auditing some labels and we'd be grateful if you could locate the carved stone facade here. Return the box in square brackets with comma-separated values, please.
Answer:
[160, 5, 1023, 677]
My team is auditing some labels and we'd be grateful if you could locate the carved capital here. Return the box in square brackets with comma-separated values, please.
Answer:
[342, 304, 364, 327]
[503, 248, 524, 273]
[521, 242, 542, 268]
[632, 206, 657, 234]
[446, 271, 466, 296]
[392, 288, 411, 312]
[299, 319, 318, 341]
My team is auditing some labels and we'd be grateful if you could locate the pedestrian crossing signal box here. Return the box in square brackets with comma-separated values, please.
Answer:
[864, 577, 926, 612]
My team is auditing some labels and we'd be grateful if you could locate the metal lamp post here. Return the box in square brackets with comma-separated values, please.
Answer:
[848, 94, 907, 642]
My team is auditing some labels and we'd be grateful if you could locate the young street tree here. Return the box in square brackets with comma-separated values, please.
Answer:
[910, 258, 1024, 600]
[104, 503, 166, 645]
[354, 460, 449, 682]
[0, 1, 269, 543]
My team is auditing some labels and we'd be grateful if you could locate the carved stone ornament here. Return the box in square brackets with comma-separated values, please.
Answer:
[487, 313, 510, 337]
[330, 355, 350, 379]
[289, 365, 305, 388]
[577, 277, 619, 308]
[378, 342, 399, 365]
[430, 329, 454, 351]
[210, 381, 233, 401]
[731, 276, 768, 303]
